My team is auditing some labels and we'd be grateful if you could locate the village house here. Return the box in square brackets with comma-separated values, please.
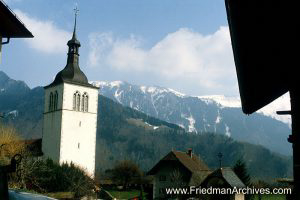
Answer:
[147, 149, 245, 200]
[200, 167, 245, 200]
[147, 148, 211, 199]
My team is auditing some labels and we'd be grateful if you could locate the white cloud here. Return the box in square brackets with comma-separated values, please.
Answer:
[259, 92, 291, 126]
[87, 32, 114, 67]
[14, 10, 71, 54]
[87, 26, 237, 95]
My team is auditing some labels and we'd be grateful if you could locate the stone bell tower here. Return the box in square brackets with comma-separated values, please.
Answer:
[42, 10, 98, 176]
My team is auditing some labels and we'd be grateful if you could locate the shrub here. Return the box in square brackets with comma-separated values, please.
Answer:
[12, 158, 95, 198]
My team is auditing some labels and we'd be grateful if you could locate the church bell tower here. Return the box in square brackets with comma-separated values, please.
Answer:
[42, 10, 98, 176]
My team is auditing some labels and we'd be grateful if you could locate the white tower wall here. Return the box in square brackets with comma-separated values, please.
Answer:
[42, 84, 64, 163]
[60, 83, 98, 176]
[42, 82, 98, 177]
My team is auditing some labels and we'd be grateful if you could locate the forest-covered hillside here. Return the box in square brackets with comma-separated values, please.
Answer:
[0, 71, 292, 181]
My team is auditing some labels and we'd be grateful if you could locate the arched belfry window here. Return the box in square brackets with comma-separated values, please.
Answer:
[81, 94, 85, 112]
[85, 95, 88, 112]
[49, 92, 53, 111]
[73, 93, 76, 110]
[54, 91, 58, 110]
[83, 92, 89, 112]
[73, 91, 81, 111]
[76, 92, 81, 111]
[72, 91, 88, 112]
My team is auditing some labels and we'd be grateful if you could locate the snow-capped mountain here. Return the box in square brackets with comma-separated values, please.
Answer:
[0, 71, 29, 93]
[199, 94, 291, 126]
[91, 80, 291, 155]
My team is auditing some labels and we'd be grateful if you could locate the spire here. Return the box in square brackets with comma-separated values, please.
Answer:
[46, 5, 91, 88]
[72, 6, 79, 41]
[66, 5, 81, 65]
[67, 5, 80, 50]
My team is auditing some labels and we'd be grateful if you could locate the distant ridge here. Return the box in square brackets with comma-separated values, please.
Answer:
[92, 80, 291, 155]
[0, 71, 293, 180]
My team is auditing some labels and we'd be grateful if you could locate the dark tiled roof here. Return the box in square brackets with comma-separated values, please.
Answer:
[147, 150, 210, 175]
[189, 170, 212, 186]
[47, 64, 90, 87]
[172, 151, 210, 172]
[203, 167, 245, 188]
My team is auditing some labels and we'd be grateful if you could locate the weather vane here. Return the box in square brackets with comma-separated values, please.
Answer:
[74, 3, 79, 17]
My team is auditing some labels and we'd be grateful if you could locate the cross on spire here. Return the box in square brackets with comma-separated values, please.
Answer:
[74, 4, 79, 20]
[72, 4, 79, 38]
[217, 152, 223, 168]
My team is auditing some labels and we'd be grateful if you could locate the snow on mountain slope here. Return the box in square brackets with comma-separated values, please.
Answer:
[90, 80, 291, 155]
[198, 95, 241, 108]
[199, 93, 291, 126]
[92, 80, 124, 89]
[92, 80, 291, 126]
[258, 93, 291, 125]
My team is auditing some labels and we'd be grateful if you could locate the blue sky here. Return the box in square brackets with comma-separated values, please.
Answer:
[1, 0, 238, 96]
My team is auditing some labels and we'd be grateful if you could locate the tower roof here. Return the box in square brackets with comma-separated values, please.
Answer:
[45, 10, 97, 89]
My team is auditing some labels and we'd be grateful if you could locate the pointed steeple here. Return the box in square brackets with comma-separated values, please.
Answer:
[67, 6, 81, 52]
[46, 7, 95, 88]
[71, 7, 79, 41]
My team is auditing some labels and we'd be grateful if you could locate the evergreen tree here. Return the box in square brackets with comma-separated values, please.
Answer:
[233, 158, 251, 186]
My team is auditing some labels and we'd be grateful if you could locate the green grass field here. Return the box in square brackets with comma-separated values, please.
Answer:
[253, 194, 286, 200]
[107, 189, 147, 199]
[45, 192, 74, 199]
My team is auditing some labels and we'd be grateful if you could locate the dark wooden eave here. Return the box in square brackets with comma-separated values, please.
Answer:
[0, 0, 33, 38]
[225, 0, 298, 114]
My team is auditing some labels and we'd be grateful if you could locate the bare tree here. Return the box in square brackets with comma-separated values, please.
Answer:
[111, 160, 141, 189]
[0, 125, 25, 166]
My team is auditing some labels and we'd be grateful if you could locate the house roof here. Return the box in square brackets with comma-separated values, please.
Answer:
[189, 170, 212, 186]
[147, 150, 210, 175]
[0, 0, 33, 38]
[202, 167, 245, 188]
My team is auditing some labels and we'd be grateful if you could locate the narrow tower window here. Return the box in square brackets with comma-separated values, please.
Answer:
[54, 91, 58, 110]
[49, 92, 53, 111]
